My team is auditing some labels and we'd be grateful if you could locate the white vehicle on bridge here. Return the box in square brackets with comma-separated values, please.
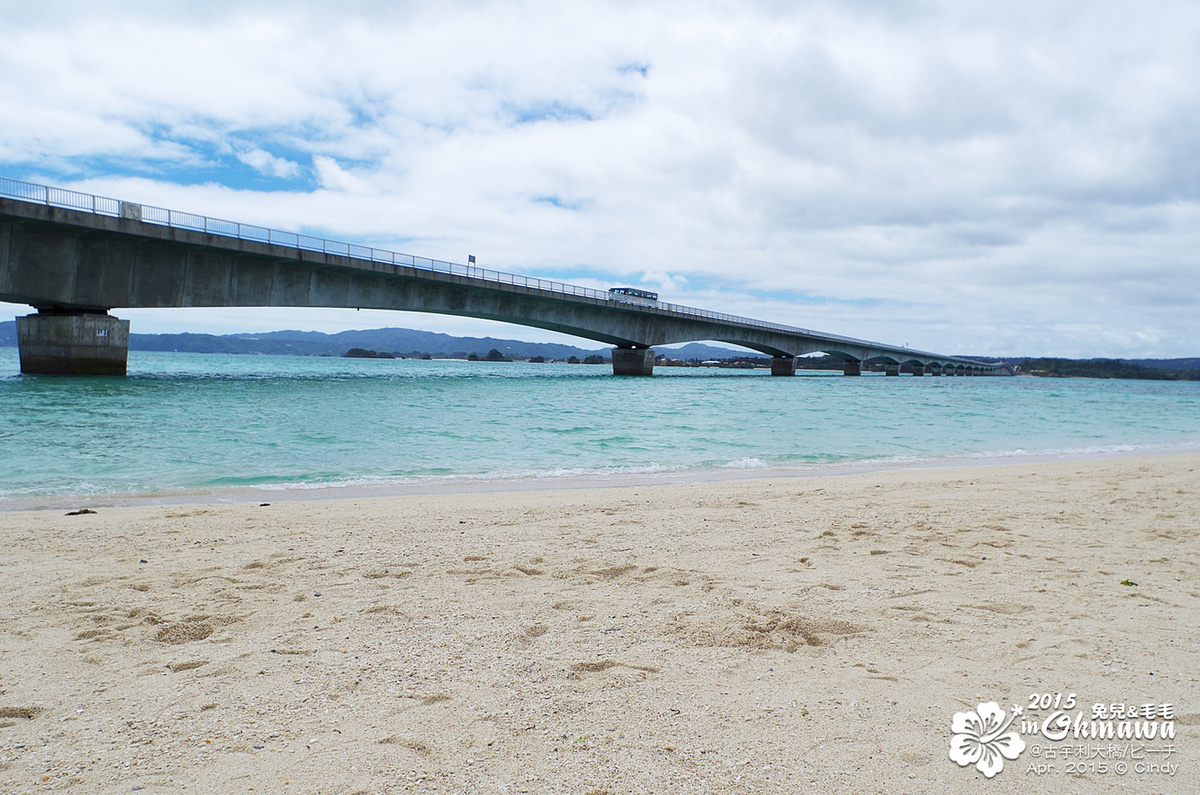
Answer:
[608, 287, 659, 305]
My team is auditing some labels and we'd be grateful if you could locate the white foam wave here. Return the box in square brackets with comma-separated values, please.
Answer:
[721, 457, 769, 469]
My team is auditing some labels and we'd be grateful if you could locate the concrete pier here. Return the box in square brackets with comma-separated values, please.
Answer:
[770, 356, 797, 376]
[17, 311, 130, 375]
[912, 364, 925, 376]
[884, 363, 900, 376]
[843, 361, 862, 376]
[611, 347, 655, 376]
[929, 364, 942, 376]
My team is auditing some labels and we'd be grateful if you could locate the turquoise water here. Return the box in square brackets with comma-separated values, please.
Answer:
[2, 347, 1199, 503]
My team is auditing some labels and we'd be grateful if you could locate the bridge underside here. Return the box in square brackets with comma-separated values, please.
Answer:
[1, 199, 1012, 377]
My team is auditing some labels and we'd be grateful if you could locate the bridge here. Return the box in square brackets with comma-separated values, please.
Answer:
[1, 178, 1013, 377]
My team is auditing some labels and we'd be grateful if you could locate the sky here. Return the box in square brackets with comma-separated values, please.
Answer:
[2, 0, 1198, 357]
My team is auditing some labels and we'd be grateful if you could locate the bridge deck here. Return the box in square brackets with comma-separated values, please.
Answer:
[1, 178, 1012, 375]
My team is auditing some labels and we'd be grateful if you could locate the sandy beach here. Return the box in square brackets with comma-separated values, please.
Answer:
[1, 454, 1196, 794]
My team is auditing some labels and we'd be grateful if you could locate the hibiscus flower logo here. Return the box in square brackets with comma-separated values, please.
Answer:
[949, 702, 1026, 778]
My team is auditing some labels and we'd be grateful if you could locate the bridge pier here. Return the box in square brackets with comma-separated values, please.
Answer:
[929, 364, 942, 376]
[770, 356, 797, 376]
[843, 361, 861, 376]
[17, 310, 130, 375]
[911, 364, 925, 376]
[611, 347, 655, 376]
[884, 363, 900, 376]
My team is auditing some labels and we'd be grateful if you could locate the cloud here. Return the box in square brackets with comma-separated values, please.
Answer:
[312, 156, 372, 193]
[2, 0, 1199, 357]
[236, 148, 301, 179]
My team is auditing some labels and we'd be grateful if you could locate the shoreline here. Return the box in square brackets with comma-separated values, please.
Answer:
[1, 451, 1196, 793]
[4, 439, 1197, 513]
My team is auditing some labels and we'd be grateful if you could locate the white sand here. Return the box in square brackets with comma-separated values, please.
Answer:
[1, 454, 1197, 793]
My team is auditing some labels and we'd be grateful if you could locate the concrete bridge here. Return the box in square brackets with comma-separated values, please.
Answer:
[0, 178, 1013, 377]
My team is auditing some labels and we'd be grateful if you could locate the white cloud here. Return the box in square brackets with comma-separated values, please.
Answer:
[2, 0, 1199, 357]
[312, 156, 371, 193]
[236, 148, 301, 179]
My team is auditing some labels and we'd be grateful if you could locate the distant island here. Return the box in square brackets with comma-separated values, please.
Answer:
[343, 348, 396, 359]
[1, 320, 1197, 379]
[1016, 357, 1200, 381]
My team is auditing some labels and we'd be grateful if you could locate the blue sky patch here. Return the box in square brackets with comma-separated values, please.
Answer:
[533, 194, 585, 210]
[505, 101, 596, 125]
[618, 62, 651, 78]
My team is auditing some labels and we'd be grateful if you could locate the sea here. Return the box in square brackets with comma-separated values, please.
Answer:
[2, 348, 1199, 507]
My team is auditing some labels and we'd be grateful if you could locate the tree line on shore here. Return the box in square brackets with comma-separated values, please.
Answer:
[1017, 358, 1200, 381]
[344, 347, 607, 364]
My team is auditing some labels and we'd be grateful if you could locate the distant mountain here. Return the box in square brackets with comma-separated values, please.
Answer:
[127, 327, 600, 360]
[0, 320, 758, 361]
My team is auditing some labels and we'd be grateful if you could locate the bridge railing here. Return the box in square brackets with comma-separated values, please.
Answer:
[1, 176, 975, 359]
